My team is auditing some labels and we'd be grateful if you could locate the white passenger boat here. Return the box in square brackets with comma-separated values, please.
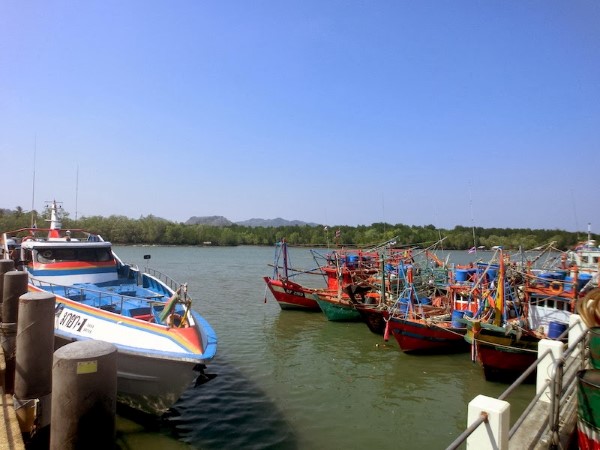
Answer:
[1, 201, 218, 415]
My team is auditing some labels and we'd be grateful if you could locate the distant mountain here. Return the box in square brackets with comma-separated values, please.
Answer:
[185, 216, 233, 226]
[184, 216, 318, 227]
[235, 217, 319, 227]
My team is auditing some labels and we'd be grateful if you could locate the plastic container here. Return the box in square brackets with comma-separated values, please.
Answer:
[547, 321, 568, 339]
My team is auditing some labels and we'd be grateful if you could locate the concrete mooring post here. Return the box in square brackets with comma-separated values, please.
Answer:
[14, 292, 56, 435]
[50, 340, 118, 450]
[1, 270, 29, 394]
[0, 259, 15, 320]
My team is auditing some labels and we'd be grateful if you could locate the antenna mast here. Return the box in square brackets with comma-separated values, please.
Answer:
[31, 136, 37, 227]
[75, 164, 79, 221]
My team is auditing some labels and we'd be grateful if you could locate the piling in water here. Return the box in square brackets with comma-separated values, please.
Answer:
[1, 271, 28, 394]
[14, 292, 56, 434]
[50, 340, 118, 450]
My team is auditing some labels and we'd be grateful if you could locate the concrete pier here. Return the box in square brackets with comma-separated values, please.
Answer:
[0, 345, 25, 450]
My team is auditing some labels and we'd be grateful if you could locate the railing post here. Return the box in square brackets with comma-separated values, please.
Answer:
[568, 314, 587, 359]
[537, 339, 564, 403]
[466, 395, 510, 449]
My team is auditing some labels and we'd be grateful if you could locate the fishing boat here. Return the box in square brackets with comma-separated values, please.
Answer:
[262, 276, 322, 311]
[0, 201, 218, 415]
[263, 239, 379, 311]
[384, 263, 469, 353]
[567, 224, 600, 279]
[464, 248, 578, 382]
[312, 289, 362, 321]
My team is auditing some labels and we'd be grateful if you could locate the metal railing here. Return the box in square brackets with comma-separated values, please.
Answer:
[30, 278, 166, 314]
[446, 320, 587, 450]
[144, 267, 181, 293]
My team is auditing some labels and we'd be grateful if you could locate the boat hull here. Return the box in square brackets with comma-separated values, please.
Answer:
[33, 285, 217, 415]
[465, 323, 538, 382]
[313, 293, 361, 321]
[55, 334, 201, 414]
[387, 316, 469, 354]
[353, 303, 387, 334]
[263, 277, 321, 311]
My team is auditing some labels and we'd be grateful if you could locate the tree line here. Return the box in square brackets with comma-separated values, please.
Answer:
[0, 206, 595, 251]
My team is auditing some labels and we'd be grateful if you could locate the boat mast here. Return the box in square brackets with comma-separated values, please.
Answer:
[469, 182, 477, 250]
[75, 164, 79, 221]
[30, 136, 37, 227]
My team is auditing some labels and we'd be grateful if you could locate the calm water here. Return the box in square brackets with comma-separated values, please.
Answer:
[112, 246, 535, 450]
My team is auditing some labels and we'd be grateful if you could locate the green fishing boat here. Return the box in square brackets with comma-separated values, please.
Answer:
[312, 291, 361, 322]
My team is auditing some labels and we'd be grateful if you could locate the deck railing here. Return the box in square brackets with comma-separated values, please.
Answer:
[29, 278, 166, 314]
[144, 267, 181, 292]
[445, 315, 587, 450]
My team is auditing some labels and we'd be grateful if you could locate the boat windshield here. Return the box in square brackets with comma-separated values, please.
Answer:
[36, 247, 113, 264]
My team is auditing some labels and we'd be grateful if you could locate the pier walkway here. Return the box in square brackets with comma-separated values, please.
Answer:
[447, 314, 587, 450]
[0, 347, 25, 450]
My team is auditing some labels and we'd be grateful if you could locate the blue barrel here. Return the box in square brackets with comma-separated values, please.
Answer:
[538, 273, 553, 287]
[346, 254, 359, 268]
[418, 297, 431, 305]
[564, 276, 574, 292]
[579, 273, 593, 289]
[547, 321, 568, 339]
[451, 310, 466, 328]
[455, 269, 468, 282]
[553, 270, 567, 280]
[487, 267, 498, 281]
[398, 298, 411, 314]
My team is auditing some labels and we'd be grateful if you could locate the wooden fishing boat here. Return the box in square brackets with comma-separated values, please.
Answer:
[1, 201, 218, 415]
[312, 290, 362, 321]
[385, 285, 468, 354]
[262, 276, 321, 311]
[263, 240, 380, 311]
[353, 300, 388, 334]
[464, 247, 579, 382]
[386, 313, 470, 354]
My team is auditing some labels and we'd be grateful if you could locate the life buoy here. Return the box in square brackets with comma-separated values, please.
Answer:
[550, 281, 562, 294]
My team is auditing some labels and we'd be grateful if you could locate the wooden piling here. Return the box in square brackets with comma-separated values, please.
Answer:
[0, 271, 28, 395]
[50, 340, 118, 450]
[14, 292, 55, 435]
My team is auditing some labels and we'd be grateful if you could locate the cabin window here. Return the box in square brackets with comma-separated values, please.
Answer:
[593, 257, 599, 264]
[35, 248, 113, 263]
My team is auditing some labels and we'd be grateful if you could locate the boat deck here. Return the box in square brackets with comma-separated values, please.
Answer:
[41, 280, 180, 323]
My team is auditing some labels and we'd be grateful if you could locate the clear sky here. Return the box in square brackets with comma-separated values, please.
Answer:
[1, 1, 599, 232]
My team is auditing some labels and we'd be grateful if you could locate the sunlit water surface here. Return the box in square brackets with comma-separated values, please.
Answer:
[111, 246, 534, 450]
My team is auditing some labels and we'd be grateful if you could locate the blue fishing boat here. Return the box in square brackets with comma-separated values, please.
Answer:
[1, 201, 218, 415]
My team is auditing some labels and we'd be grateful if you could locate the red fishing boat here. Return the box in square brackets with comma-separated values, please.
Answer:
[385, 293, 469, 353]
[464, 247, 579, 382]
[263, 240, 380, 311]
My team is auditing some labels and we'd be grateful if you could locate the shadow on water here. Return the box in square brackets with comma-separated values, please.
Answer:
[117, 357, 298, 450]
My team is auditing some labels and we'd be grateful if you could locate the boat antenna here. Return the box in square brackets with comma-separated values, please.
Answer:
[75, 164, 79, 221]
[570, 188, 579, 236]
[469, 181, 476, 250]
[30, 135, 37, 227]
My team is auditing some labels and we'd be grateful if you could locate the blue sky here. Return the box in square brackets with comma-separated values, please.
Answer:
[1, 1, 599, 232]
